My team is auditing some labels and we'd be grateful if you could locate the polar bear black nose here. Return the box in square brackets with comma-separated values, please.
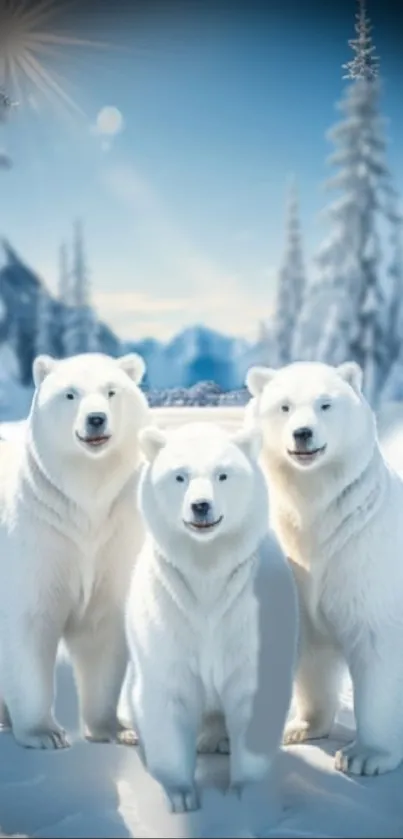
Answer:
[86, 412, 107, 431]
[293, 426, 313, 443]
[191, 500, 211, 518]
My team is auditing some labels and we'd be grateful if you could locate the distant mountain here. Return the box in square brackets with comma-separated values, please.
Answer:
[126, 323, 277, 391]
[125, 324, 256, 391]
[0, 241, 272, 391]
[0, 241, 121, 385]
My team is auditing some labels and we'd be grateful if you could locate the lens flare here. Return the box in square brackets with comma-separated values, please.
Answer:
[0, 0, 111, 117]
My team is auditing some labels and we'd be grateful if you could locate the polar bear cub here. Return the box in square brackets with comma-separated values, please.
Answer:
[246, 359, 403, 776]
[126, 421, 271, 813]
[0, 352, 149, 749]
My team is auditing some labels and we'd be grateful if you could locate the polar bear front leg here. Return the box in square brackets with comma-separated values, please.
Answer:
[67, 616, 136, 744]
[133, 680, 201, 814]
[222, 686, 270, 795]
[335, 640, 403, 776]
[1, 622, 68, 749]
[284, 639, 345, 745]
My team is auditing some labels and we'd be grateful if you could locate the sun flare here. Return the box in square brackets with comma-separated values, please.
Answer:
[0, 0, 110, 117]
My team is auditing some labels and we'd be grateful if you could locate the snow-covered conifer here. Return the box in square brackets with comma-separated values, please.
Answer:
[274, 176, 306, 365]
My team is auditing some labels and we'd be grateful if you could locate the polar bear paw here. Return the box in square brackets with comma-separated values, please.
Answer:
[335, 742, 403, 776]
[116, 727, 139, 746]
[230, 751, 271, 794]
[283, 717, 331, 745]
[14, 725, 70, 750]
[164, 784, 200, 813]
[85, 720, 139, 745]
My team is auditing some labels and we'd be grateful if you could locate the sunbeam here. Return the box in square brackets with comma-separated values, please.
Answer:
[0, 0, 111, 117]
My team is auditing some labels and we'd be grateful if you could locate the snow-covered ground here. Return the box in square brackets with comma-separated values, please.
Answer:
[1, 405, 403, 838]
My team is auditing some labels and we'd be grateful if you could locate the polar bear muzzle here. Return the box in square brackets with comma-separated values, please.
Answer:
[184, 496, 224, 533]
[75, 412, 112, 450]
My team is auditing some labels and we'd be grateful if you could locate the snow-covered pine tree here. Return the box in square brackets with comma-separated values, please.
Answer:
[302, 0, 395, 404]
[57, 241, 75, 358]
[73, 219, 88, 312]
[342, 0, 391, 405]
[35, 282, 53, 358]
[256, 319, 277, 366]
[58, 242, 70, 305]
[386, 197, 403, 364]
[274, 176, 306, 365]
[64, 220, 99, 355]
[380, 198, 403, 402]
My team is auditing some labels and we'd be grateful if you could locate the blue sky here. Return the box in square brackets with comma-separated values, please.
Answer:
[0, 0, 402, 342]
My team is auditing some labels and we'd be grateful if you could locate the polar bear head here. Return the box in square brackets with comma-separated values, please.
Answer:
[138, 422, 268, 561]
[246, 360, 375, 474]
[30, 352, 149, 465]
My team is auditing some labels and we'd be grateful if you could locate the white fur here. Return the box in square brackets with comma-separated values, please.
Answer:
[126, 422, 271, 813]
[246, 360, 403, 776]
[0, 352, 149, 749]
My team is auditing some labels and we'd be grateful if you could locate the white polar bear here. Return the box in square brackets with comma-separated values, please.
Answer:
[125, 421, 272, 813]
[246, 359, 403, 776]
[0, 351, 149, 750]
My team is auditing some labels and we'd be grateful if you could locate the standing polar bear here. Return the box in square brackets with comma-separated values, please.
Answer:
[126, 422, 271, 813]
[246, 359, 403, 776]
[0, 351, 149, 749]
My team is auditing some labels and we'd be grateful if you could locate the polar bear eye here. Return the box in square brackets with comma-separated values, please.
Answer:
[175, 474, 185, 483]
[65, 391, 75, 401]
[281, 404, 290, 413]
[218, 473, 228, 482]
[108, 389, 116, 398]
[321, 402, 331, 411]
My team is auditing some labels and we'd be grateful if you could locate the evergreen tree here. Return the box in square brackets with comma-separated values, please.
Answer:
[57, 241, 74, 358]
[381, 199, 403, 401]
[72, 219, 88, 311]
[274, 176, 306, 365]
[386, 197, 403, 366]
[300, 0, 394, 404]
[256, 319, 277, 366]
[58, 242, 70, 305]
[63, 220, 99, 355]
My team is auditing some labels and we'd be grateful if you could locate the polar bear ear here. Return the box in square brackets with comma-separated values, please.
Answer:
[245, 366, 276, 398]
[139, 426, 167, 462]
[116, 353, 146, 384]
[337, 361, 363, 394]
[231, 427, 262, 461]
[32, 354, 57, 388]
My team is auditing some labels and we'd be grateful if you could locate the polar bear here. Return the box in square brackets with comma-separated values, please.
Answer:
[0, 351, 149, 750]
[246, 359, 403, 776]
[125, 421, 272, 813]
